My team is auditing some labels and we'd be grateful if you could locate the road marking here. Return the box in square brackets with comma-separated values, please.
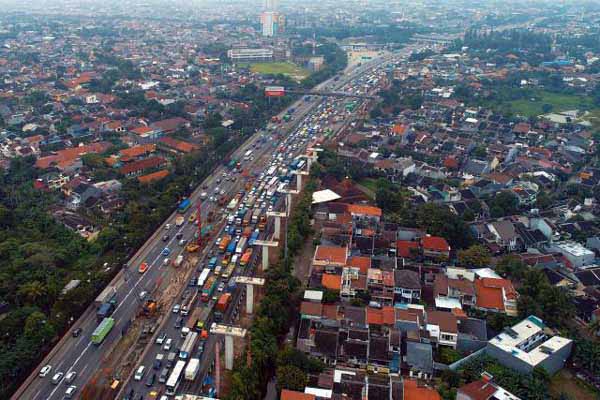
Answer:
[47, 342, 92, 399]
[32, 389, 41, 400]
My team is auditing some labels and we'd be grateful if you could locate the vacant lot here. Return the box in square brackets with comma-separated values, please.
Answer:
[507, 90, 596, 117]
[549, 369, 600, 400]
[248, 62, 309, 79]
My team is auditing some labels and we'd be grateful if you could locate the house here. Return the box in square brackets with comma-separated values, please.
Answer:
[486, 220, 519, 251]
[402, 378, 441, 400]
[457, 372, 521, 400]
[421, 236, 450, 259]
[129, 126, 162, 144]
[486, 315, 572, 375]
[547, 241, 595, 269]
[280, 390, 315, 400]
[426, 311, 458, 348]
[69, 183, 101, 209]
[158, 136, 199, 154]
[475, 278, 518, 316]
[150, 117, 190, 134]
[394, 269, 421, 303]
[119, 156, 167, 177]
[347, 204, 382, 222]
[313, 245, 348, 272]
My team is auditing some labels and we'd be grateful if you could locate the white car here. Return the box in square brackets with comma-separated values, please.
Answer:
[172, 304, 180, 314]
[64, 385, 77, 399]
[134, 365, 146, 381]
[65, 371, 77, 384]
[39, 365, 52, 378]
[163, 338, 172, 351]
[156, 333, 167, 345]
[51, 372, 64, 385]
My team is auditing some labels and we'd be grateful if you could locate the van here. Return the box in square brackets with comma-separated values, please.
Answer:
[167, 352, 177, 368]
[51, 372, 64, 385]
[134, 365, 146, 381]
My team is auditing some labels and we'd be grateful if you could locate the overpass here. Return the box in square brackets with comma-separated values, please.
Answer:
[285, 89, 377, 100]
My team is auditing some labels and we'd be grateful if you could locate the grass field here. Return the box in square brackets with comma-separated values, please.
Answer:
[549, 369, 600, 400]
[506, 90, 596, 118]
[246, 62, 309, 79]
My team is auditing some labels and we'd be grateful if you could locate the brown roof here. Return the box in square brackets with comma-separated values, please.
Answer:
[314, 245, 347, 265]
[119, 156, 166, 175]
[457, 380, 496, 400]
[321, 273, 342, 291]
[120, 144, 156, 159]
[35, 142, 111, 169]
[427, 310, 458, 333]
[280, 390, 315, 400]
[300, 301, 323, 317]
[158, 136, 199, 153]
[138, 169, 170, 184]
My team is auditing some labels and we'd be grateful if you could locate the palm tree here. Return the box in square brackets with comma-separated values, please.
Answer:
[17, 281, 47, 306]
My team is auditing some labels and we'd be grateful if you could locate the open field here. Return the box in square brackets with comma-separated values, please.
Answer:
[247, 62, 309, 79]
[549, 369, 600, 400]
[506, 90, 596, 117]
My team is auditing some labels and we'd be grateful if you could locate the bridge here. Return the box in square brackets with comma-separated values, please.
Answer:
[285, 89, 377, 100]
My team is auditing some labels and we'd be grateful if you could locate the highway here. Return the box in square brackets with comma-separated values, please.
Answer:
[15, 47, 416, 400]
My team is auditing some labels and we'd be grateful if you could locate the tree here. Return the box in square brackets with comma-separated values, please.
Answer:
[276, 365, 308, 391]
[495, 255, 526, 279]
[488, 191, 519, 218]
[416, 203, 473, 249]
[457, 245, 491, 268]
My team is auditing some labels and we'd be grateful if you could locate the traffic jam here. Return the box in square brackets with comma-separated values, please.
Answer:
[120, 61, 391, 399]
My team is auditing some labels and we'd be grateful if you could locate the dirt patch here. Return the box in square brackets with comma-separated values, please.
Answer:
[549, 369, 600, 400]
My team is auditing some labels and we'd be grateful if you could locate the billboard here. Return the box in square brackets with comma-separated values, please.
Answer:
[265, 86, 285, 97]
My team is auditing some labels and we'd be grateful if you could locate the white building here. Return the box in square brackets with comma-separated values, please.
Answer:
[548, 241, 595, 269]
[486, 315, 572, 375]
[227, 48, 273, 62]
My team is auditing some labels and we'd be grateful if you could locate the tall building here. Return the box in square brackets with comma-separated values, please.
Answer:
[261, 12, 277, 37]
[264, 0, 279, 11]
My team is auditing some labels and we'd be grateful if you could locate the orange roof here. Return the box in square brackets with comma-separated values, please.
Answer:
[280, 390, 315, 400]
[314, 245, 347, 265]
[366, 306, 395, 326]
[138, 169, 170, 184]
[321, 273, 342, 291]
[158, 136, 199, 153]
[120, 144, 156, 158]
[392, 123, 408, 135]
[403, 379, 441, 400]
[35, 142, 111, 169]
[347, 204, 382, 217]
[422, 236, 450, 252]
[130, 126, 154, 135]
[475, 278, 517, 311]
[396, 240, 420, 258]
[347, 256, 371, 273]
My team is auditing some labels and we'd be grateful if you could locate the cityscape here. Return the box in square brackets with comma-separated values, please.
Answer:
[0, 0, 600, 400]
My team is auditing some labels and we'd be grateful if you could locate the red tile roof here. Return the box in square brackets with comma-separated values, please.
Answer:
[35, 142, 111, 169]
[321, 274, 342, 291]
[347, 256, 371, 273]
[300, 301, 323, 317]
[403, 379, 441, 400]
[314, 245, 347, 265]
[119, 156, 166, 175]
[347, 204, 382, 217]
[475, 278, 517, 311]
[366, 306, 395, 326]
[422, 236, 450, 252]
[396, 240, 419, 258]
[138, 169, 170, 184]
[120, 144, 156, 159]
[158, 136, 199, 153]
[457, 380, 497, 400]
[280, 390, 315, 400]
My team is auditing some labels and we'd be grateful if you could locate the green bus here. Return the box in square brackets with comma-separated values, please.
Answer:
[91, 317, 115, 345]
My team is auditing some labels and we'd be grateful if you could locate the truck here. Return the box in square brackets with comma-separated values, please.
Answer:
[173, 254, 184, 267]
[201, 276, 217, 302]
[179, 331, 198, 360]
[251, 208, 261, 224]
[95, 285, 117, 307]
[216, 293, 232, 313]
[236, 237, 247, 255]
[258, 213, 267, 231]
[175, 216, 185, 227]
[219, 235, 231, 253]
[208, 256, 218, 269]
[186, 243, 200, 253]
[242, 212, 252, 227]
[249, 229, 260, 246]
[227, 197, 239, 211]
[96, 302, 115, 322]
[178, 198, 191, 213]
[240, 249, 253, 266]
[184, 358, 200, 381]
[222, 263, 235, 279]
[226, 239, 237, 254]
[91, 317, 115, 345]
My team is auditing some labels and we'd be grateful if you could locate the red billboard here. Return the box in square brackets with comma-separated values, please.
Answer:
[265, 86, 285, 97]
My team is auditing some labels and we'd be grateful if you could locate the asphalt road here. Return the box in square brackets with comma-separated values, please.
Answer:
[16, 49, 413, 400]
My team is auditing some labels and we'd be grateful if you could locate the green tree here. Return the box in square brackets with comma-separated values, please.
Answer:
[488, 191, 519, 218]
[276, 365, 308, 391]
[457, 245, 491, 268]
[416, 203, 472, 249]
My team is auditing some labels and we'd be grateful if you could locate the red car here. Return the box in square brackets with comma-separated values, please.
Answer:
[138, 262, 149, 273]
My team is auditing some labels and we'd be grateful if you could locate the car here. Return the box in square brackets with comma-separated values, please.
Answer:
[51, 372, 64, 385]
[139, 291, 148, 300]
[172, 304, 180, 313]
[145, 373, 156, 387]
[178, 239, 186, 246]
[161, 247, 171, 256]
[175, 317, 184, 329]
[217, 282, 225, 292]
[163, 338, 172, 351]
[181, 305, 189, 316]
[163, 258, 170, 266]
[39, 365, 52, 378]
[72, 328, 82, 338]
[165, 224, 171, 230]
[65, 371, 77, 384]
[159, 367, 170, 383]
[156, 333, 167, 345]
[64, 385, 77, 399]
[133, 365, 146, 381]
[162, 235, 169, 242]
[138, 262, 149, 273]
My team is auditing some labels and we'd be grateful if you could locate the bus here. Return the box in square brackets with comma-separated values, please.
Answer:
[197, 268, 211, 287]
[178, 198, 191, 213]
[201, 276, 218, 302]
[91, 317, 114, 345]
[166, 360, 186, 395]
